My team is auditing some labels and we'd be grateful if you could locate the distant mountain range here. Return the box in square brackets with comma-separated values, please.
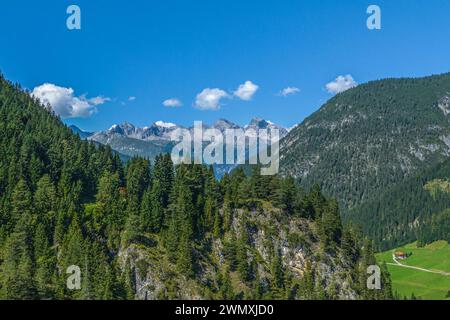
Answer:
[70, 118, 288, 177]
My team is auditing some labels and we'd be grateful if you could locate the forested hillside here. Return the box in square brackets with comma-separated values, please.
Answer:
[0, 75, 392, 300]
[0, 75, 126, 299]
[280, 73, 450, 249]
[281, 73, 450, 211]
[345, 157, 450, 251]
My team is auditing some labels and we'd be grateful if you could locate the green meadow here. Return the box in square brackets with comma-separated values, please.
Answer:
[376, 241, 450, 300]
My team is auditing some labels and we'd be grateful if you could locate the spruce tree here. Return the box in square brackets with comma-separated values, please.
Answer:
[34, 174, 57, 219]
[236, 218, 250, 282]
[34, 223, 56, 299]
[175, 188, 195, 276]
[218, 268, 234, 299]
[213, 209, 222, 238]
[149, 180, 164, 233]
[140, 187, 152, 232]
[11, 179, 32, 228]
[271, 248, 285, 291]
[1, 231, 36, 299]
[222, 191, 234, 233]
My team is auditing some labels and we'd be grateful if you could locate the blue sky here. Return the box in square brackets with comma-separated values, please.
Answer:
[1, 0, 450, 131]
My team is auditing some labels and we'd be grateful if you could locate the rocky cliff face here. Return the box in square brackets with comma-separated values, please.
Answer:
[119, 203, 359, 300]
[119, 246, 202, 300]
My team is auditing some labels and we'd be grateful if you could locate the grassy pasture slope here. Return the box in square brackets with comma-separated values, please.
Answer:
[376, 241, 450, 300]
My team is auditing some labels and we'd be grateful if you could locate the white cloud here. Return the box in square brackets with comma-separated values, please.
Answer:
[31, 83, 109, 118]
[195, 88, 229, 110]
[325, 75, 358, 94]
[88, 96, 111, 105]
[279, 86, 300, 97]
[128, 96, 136, 101]
[234, 80, 259, 101]
[163, 98, 183, 108]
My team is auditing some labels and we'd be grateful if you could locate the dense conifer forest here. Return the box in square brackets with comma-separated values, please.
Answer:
[345, 158, 450, 251]
[280, 73, 450, 250]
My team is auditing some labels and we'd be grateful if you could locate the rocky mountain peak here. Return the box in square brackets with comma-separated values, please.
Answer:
[213, 118, 240, 131]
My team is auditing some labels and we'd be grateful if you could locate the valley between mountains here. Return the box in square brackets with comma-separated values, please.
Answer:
[74, 72, 450, 252]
